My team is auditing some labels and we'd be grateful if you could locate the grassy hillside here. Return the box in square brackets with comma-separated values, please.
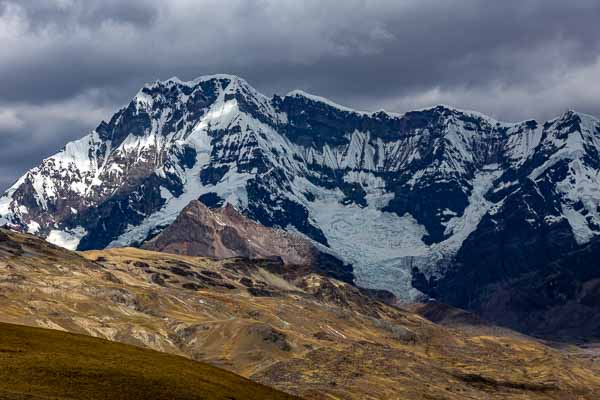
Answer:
[2, 229, 600, 399]
[0, 321, 298, 400]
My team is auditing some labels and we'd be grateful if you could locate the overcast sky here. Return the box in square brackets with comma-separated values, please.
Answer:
[1, 0, 600, 190]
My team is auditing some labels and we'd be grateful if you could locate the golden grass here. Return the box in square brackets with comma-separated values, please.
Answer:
[0, 321, 299, 400]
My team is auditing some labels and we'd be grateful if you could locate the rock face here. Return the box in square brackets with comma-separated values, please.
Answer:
[142, 200, 353, 283]
[2, 74, 600, 325]
[456, 236, 600, 341]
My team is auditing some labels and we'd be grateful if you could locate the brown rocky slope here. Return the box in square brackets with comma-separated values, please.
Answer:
[142, 200, 353, 282]
[0, 228, 599, 399]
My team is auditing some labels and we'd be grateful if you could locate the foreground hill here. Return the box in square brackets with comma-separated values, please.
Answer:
[0, 321, 297, 400]
[0, 228, 599, 399]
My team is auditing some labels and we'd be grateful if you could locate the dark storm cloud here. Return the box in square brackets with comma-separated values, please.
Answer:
[6, 0, 157, 29]
[1, 0, 600, 190]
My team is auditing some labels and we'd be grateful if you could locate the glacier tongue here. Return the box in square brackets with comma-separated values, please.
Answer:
[290, 175, 429, 299]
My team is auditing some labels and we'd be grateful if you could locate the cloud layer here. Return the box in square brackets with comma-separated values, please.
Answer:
[2, 0, 600, 189]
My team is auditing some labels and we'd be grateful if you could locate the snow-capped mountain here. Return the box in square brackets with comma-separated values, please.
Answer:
[2, 74, 600, 303]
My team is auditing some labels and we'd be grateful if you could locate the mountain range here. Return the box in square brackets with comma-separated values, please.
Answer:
[2, 74, 600, 338]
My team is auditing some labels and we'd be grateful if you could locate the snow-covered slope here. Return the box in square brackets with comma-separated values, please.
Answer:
[2, 74, 600, 301]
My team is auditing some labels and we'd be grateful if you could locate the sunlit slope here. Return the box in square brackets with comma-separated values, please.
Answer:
[0, 321, 299, 400]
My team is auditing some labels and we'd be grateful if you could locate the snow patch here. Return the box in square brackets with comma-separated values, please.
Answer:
[27, 221, 40, 234]
[46, 227, 87, 250]
[557, 159, 600, 244]
[440, 166, 502, 252]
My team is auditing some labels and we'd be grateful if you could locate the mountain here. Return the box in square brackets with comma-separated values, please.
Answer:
[0, 321, 298, 400]
[1, 74, 600, 331]
[142, 199, 353, 283]
[1, 228, 600, 399]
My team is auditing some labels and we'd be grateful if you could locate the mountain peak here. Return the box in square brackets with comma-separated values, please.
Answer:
[145, 73, 249, 88]
[549, 109, 600, 125]
[134, 74, 260, 107]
